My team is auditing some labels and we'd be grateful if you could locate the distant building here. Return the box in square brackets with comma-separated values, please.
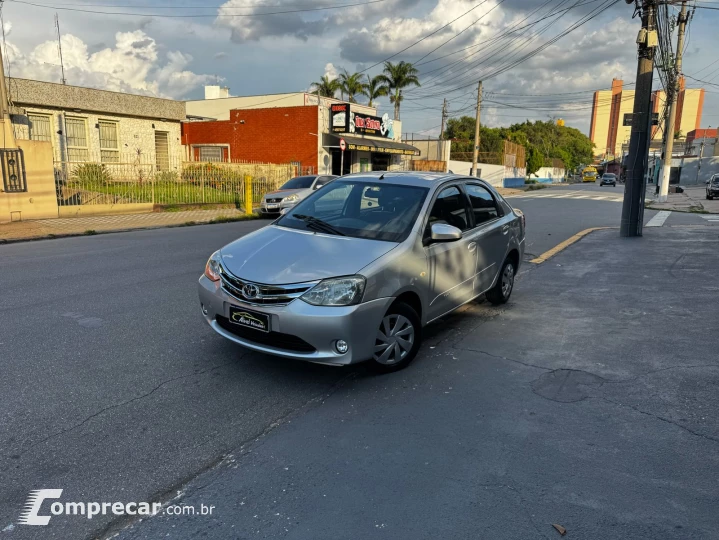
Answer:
[686, 128, 717, 157]
[7, 77, 185, 168]
[589, 77, 704, 159]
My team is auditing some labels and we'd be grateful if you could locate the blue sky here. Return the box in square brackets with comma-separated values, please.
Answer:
[3, 0, 719, 136]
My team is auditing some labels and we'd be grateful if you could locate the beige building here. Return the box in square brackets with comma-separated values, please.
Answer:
[589, 77, 704, 159]
[8, 78, 185, 168]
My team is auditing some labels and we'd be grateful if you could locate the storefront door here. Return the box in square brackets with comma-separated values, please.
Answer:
[331, 149, 352, 176]
[371, 153, 390, 171]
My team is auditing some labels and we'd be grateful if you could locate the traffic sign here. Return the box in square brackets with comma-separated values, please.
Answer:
[339, 138, 346, 151]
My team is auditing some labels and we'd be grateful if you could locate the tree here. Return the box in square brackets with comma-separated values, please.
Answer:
[378, 61, 421, 120]
[674, 129, 684, 140]
[526, 146, 544, 176]
[363, 74, 389, 108]
[310, 75, 339, 98]
[338, 70, 366, 103]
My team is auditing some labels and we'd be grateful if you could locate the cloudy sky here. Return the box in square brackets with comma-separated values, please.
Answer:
[3, 0, 719, 136]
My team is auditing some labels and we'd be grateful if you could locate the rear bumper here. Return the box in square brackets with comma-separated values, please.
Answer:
[198, 275, 393, 365]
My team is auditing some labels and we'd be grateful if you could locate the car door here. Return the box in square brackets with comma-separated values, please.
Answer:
[463, 182, 510, 293]
[424, 185, 478, 321]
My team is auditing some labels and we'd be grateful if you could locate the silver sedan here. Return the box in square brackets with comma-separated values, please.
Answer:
[199, 172, 525, 372]
[259, 175, 337, 215]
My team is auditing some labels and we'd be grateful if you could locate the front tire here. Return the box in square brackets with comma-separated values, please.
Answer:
[369, 302, 422, 373]
[486, 258, 516, 305]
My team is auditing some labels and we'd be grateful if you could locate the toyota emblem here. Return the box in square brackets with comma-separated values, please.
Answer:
[242, 283, 260, 299]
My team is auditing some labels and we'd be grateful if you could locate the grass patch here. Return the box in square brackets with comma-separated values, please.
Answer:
[209, 214, 262, 224]
[84, 230, 97, 235]
[182, 221, 197, 227]
[525, 184, 548, 191]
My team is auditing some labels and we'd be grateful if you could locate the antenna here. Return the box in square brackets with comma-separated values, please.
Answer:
[55, 13, 66, 85]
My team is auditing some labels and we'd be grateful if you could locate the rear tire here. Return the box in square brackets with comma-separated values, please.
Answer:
[486, 258, 516, 306]
[708, 194, 713, 200]
[368, 302, 422, 374]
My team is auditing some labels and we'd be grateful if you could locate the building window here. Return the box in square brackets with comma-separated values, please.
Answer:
[98, 120, 120, 163]
[28, 114, 52, 143]
[65, 117, 89, 162]
[154, 131, 170, 171]
[198, 146, 223, 162]
[1, 149, 27, 193]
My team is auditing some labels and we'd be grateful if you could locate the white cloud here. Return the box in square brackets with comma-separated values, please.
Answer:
[5, 27, 214, 99]
[323, 62, 338, 81]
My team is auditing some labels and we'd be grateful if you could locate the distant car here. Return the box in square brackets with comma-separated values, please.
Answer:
[707, 174, 719, 200]
[600, 173, 617, 187]
[260, 175, 338, 215]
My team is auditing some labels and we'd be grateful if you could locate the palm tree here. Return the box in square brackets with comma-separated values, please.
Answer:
[378, 61, 421, 121]
[310, 75, 339, 98]
[363, 74, 389, 108]
[338, 70, 366, 103]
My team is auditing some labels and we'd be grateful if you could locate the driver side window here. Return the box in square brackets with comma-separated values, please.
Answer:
[425, 186, 471, 238]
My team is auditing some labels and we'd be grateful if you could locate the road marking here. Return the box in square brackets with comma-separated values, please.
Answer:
[697, 214, 719, 221]
[529, 227, 614, 264]
[645, 211, 672, 227]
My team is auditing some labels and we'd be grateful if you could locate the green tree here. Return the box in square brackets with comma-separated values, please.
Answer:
[363, 74, 389, 108]
[310, 75, 339, 98]
[526, 146, 544, 176]
[378, 61, 421, 120]
[338, 70, 366, 103]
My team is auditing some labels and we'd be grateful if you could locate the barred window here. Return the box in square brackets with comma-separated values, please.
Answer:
[198, 146, 223, 162]
[1, 149, 27, 193]
[65, 117, 89, 162]
[28, 114, 52, 143]
[155, 131, 170, 171]
[99, 121, 120, 163]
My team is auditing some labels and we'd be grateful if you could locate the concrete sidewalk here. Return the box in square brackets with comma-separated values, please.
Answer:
[0, 208, 263, 242]
[115, 226, 719, 540]
[646, 184, 719, 213]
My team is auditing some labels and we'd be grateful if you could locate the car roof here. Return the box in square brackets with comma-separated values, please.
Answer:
[336, 171, 476, 187]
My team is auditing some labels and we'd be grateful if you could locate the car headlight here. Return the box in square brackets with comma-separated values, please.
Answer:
[204, 251, 222, 282]
[283, 194, 300, 203]
[301, 276, 366, 306]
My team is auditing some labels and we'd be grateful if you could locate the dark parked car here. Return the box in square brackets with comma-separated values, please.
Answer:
[600, 173, 617, 187]
[706, 174, 719, 200]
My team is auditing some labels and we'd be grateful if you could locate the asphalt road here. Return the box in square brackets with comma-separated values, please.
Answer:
[1, 189, 714, 539]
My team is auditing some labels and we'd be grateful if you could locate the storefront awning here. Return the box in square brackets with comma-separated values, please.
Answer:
[323, 134, 421, 157]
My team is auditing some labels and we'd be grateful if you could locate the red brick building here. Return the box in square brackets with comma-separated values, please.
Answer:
[182, 93, 420, 175]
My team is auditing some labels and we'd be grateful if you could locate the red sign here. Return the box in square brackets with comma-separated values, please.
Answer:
[339, 138, 346, 151]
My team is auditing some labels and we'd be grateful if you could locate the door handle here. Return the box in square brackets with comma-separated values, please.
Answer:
[502, 225, 510, 235]
[468, 242, 477, 251]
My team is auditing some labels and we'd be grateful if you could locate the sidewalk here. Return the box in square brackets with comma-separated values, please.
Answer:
[646, 184, 719, 213]
[115, 226, 719, 540]
[0, 208, 263, 243]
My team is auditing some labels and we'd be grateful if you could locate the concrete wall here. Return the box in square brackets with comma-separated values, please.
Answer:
[679, 156, 719, 185]
[0, 140, 59, 222]
[12, 107, 182, 164]
[533, 166, 566, 183]
[403, 139, 451, 161]
[446, 160, 505, 187]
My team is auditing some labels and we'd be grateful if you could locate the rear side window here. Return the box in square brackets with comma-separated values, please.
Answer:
[426, 186, 471, 235]
[465, 183, 499, 225]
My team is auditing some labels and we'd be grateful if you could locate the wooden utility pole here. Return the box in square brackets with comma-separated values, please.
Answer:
[471, 81, 482, 177]
[55, 13, 67, 85]
[620, 1, 657, 237]
[439, 98, 448, 161]
[658, 0, 688, 202]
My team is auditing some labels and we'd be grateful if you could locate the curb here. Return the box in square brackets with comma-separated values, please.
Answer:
[529, 227, 614, 264]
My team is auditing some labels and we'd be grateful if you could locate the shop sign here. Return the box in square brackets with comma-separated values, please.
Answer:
[347, 143, 419, 156]
[329, 105, 395, 139]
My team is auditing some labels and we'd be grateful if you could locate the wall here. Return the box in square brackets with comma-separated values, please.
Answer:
[12, 107, 182, 164]
[183, 106, 319, 171]
[533, 166, 566, 183]
[403, 139, 451, 161]
[446, 160, 505, 186]
[679, 156, 719, 185]
[0, 140, 58, 222]
[186, 93, 306, 121]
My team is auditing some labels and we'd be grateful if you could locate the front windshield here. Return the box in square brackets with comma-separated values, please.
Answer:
[277, 180, 429, 243]
[603, 174, 615, 179]
[280, 176, 316, 190]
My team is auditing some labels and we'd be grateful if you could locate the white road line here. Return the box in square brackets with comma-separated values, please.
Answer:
[698, 214, 719, 220]
[646, 211, 672, 227]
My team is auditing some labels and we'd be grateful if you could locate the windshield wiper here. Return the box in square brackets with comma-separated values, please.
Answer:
[293, 214, 346, 236]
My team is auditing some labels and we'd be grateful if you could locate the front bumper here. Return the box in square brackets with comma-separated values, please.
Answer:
[198, 275, 393, 365]
[259, 200, 297, 214]
[708, 189, 719, 196]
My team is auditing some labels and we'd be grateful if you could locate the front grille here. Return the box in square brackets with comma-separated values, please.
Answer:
[265, 198, 283, 204]
[216, 316, 316, 353]
[219, 265, 317, 306]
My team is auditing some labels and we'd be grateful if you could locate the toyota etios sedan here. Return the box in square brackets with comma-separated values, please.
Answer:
[199, 172, 525, 372]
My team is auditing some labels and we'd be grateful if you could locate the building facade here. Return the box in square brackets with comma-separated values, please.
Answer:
[589, 77, 704, 159]
[183, 92, 419, 174]
[8, 78, 185, 169]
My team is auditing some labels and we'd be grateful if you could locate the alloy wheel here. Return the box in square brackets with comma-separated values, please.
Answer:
[501, 263, 515, 299]
[373, 314, 415, 365]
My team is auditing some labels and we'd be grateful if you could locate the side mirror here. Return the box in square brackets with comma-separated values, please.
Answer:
[430, 223, 462, 242]
[280, 208, 290, 216]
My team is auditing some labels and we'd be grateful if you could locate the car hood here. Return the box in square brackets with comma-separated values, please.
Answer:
[263, 188, 308, 200]
[219, 225, 397, 284]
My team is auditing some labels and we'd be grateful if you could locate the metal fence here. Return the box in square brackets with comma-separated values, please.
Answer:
[53, 154, 300, 207]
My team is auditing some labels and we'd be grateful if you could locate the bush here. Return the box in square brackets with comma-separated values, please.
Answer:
[72, 163, 113, 185]
[182, 163, 244, 190]
[525, 179, 538, 184]
[154, 170, 179, 183]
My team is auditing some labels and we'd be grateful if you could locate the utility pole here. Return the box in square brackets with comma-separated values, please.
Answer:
[55, 13, 67, 85]
[658, 0, 688, 202]
[620, 0, 657, 237]
[439, 98, 448, 161]
[471, 81, 482, 177]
